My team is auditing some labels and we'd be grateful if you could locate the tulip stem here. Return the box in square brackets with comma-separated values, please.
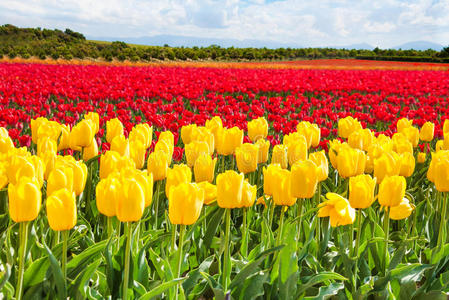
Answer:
[276, 207, 285, 247]
[175, 224, 186, 299]
[153, 181, 160, 230]
[316, 183, 321, 242]
[242, 207, 248, 257]
[437, 192, 447, 249]
[62, 230, 68, 285]
[353, 209, 363, 292]
[383, 208, 390, 274]
[15, 221, 29, 300]
[116, 220, 121, 250]
[123, 222, 132, 300]
[297, 200, 303, 243]
[172, 224, 178, 251]
[107, 216, 113, 239]
[223, 208, 231, 293]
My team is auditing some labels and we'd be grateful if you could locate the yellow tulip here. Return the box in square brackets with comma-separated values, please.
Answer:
[83, 138, 99, 161]
[37, 137, 57, 158]
[247, 117, 268, 142]
[47, 166, 74, 196]
[287, 136, 308, 167]
[216, 170, 244, 208]
[96, 174, 121, 217]
[8, 177, 41, 222]
[444, 119, 449, 135]
[328, 139, 342, 169]
[55, 156, 88, 196]
[69, 119, 95, 150]
[349, 174, 376, 209]
[437, 139, 444, 151]
[57, 124, 71, 151]
[84, 112, 100, 134]
[197, 181, 217, 205]
[147, 150, 169, 181]
[255, 139, 270, 164]
[378, 175, 406, 207]
[165, 164, 192, 196]
[216, 127, 243, 156]
[263, 164, 282, 196]
[397, 118, 413, 133]
[389, 198, 415, 220]
[271, 145, 288, 169]
[169, 183, 204, 225]
[318, 193, 356, 227]
[46, 189, 77, 231]
[194, 153, 217, 183]
[116, 177, 145, 222]
[434, 153, 449, 192]
[240, 180, 257, 208]
[185, 141, 210, 167]
[121, 168, 153, 208]
[374, 151, 400, 183]
[154, 139, 173, 163]
[402, 127, 419, 148]
[0, 136, 14, 154]
[297, 121, 320, 148]
[393, 135, 413, 154]
[399, 152, 415, 177]
[417, 152, 426, 163]
[8, 155, 44, 188]
[159, 131, 175, 150]
[205, 116, 223, 150]
[338, 116, 362, 139]
[272, 169, 296, 206]
[129, 140, 146, 169]
[291, 160, 319, 199]
[106, 118, 124, 143]
[111, 135, 130, 157]
[191, 127, 214, 155]
[235, 143, 259, 174]
[31, 117, 47, 144]
[309, 150, 329, 182]
[37, 120, 62, 143]
[420, 122, 434, 142]
[337, 145, 365, 178]
[0, 163, 8, 189]
[427, 151, 446, 183]
[0, 127, 8, 139]
[181, 124, 198, 145]
[129, 123, 152, 149]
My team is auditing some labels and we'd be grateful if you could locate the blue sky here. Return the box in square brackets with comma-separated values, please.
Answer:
[0, 0, 448, 48]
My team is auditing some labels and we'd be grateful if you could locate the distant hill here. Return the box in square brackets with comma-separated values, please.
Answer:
[393, 41, 444, 51]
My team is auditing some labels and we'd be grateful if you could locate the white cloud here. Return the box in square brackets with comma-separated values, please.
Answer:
[364, 21, 396, 33]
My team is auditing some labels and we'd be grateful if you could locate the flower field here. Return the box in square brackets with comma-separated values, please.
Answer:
[1, 61, 449, 299]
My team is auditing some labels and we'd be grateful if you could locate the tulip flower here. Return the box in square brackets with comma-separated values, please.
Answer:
[349, 174, 376, 209]
[287, 136, 308, 167]
[106, 118, 124, 143]
[255, 138, 270, 164]
[216, 170, 244, 208]
[297, 121, 320, 148]
[263, 164, 283, 196]
[419, 122, 434, 142]
[181, 124, 198, 145]
[111, 134, 130, 157]
[194, 153, 217, 183]
[190, 127, 215, 155]
[0, 164, 7, 189]
[399, 152, 415, 177]
[8, 176, 41, 223]
[271, 144, 288, 169]
[129, 140, 146, 169]
[433, 153, 449, 192]
[309, 150, 329, 182]
[96, 174, 121, 217]
[31, 117, 48, 144]
[397, 118, 413, 133]
[378, 175, 406, 208]
[83, 137, 99, 161]
[57, 124, 71, 151]
[216, 126, 243, 156]
[272, 169, 296, 206]
[47, 166, 74, 196]
[37, 120, 62, 143]
[155, 139, 174, 163]
[165, 164, 192, 196]
[0, 136, 14, 154]
[197, 181, 217, 205]
[37, 137, 57, 157]
[389, 198, 414, 220]
[374, 151, 400, 183]
[328, 139, 342, 169]
[129, 123, 152, 148]
[46, 188, 77, 231]
[69, 119, 95, 150]
[235, 143, 259, 174]
[444, 119, 449, 135]
[168, 182, 204, 225]
[437, 139, 444, 151]
[116, 177, 145, 222]
[147, 150, 169, 181]
[159, 131, 175, 149]
[318, 193, 356, 227]
[205, 116, 223, 149]
[84, 112, 100, 134]
[7, 155, 44, 188]
[99, 151, 135, 179]
[55, 156, 88, 196]
[247, 117, 268, 142]
[291, 160, 319, 199]
[185, 141, 210, 167]
[337, 145, 365, 178]
[393, 136, 413, 155]
[338, 116, 362, 139]
[402, 127, 419, 148]
[417, 152, 426, 163]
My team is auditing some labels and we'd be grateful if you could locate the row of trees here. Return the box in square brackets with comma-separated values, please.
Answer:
[1, 24, 449, 62]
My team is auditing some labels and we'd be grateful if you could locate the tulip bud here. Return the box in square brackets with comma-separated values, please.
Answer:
[31, 117, 48, 144]
[349, 174, 376, 209]
[217, 170, 244, 208]
[235, 143, 259, 174]
[318, 193, 355, 227]
[271, 145, 288, 169]
[216, 127, 243, 156]
[46, 189, 77, 231]
[69, 119, 95, 150]
[8, 177, 41, 222]
[147, 150, 169, 181]
[374, 151, 400, 183]
[154, 139, 174, 163]
[194, 154, 217, 183]
[116, 177, 145, 222]
[197, 181, 217, 205]
[328, 139, 342, 169]
[106, 118, 124, 144]
[420, 122, 434, 142]
[96, 174, 121, 217]
[169, 183, 204, 225]
[296, 121, 320, 148]
[291, 160, 319, 199]
[185, 141, 210, 167]
[47, 166, 74, 196]
[165, 164, 192, 196]
[399, 152, 415, 177]
[121, 168, 153, 208]
[378, 175, 406, 207]
[255, 139, 270, 164]
[389, 198, 415, 220]
[309, 150, 329, 182]
[55, 156, 88, 196]
[338, 116, 362, 139]
[273, 169, 296, 206]
[247, 117, 268, 142]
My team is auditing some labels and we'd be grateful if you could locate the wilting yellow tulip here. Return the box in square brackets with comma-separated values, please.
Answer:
[169, 183, 204, 225]
[433, 153, 449, 192]
[8, 177, 41, 222]
[378, 175, 406, 207]
[205, 116, 223, 149]
[349, 174, 376, 209]
[397, 118, 413, 133]
[271, 145, 288, 169]
[389, 198, 415, 220]
[216, 127, 243, 156]
[402, 127, 419, 148]
[147, 150, 169, 181]
[338, 116, 362, 139]
[165, 164, 192, 196]
[309, 150, 328, 182]
[69, 119, 95, 150]
[181, 124, 198, 145]
[197, 181, 217, 205]
[116, 177, 145, 222]
[194, 153, 217, 183]
[239, 180, 257, 208]
[84, 112, 100, 134]
[399, 152, 415, 177]
[291, 160, 319, 199]
[47, 166, 74, 196]
[235, 143, 259, 174]
[185, 141, 210, 167]
[191, 127, 214, 155]
[106, 118, 124, 143]
[297, 121, 321, 148]
[96, 174, 121, 217]
[111, 135, 130, 157]
[129, 140, 146, 169]
[263, 164, 282, 196]
[217, 170, 244, 208]
[318, 193, 356, 227]
[46, 189, 77, 231]
[247, 117, 268, 142]
[417, 152, 426, 163]
[255, 139, 270, 164]
[83, 138, 99, 161]
[57, 124, 71, 151]
[374, 151, 400, 183]
[272, 169, 296, 206]
[55, 156, 87, 196]
[337, 145, 365, 178]
[287, 136, 308, 167]
[420, 122, 434, 142]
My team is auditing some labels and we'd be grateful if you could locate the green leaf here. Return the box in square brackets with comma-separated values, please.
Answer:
[70, 259, 102, 298]
[183, 256, 215, 295]
[0, 262, 11, 291]
[237, 273, 268, 300]
[203, 207, 225, 250]
[388, 244, 406, 271]
[200, 272, 225, 300]
[67, 239, 108, 277]
[23, 256, 50, 287]
[44, 243, 67, 300]
[304, 282, 345, 300]
[390, 264, 432, 284]
[296, 272, 347, 297]
[138, 277, 186, 300]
